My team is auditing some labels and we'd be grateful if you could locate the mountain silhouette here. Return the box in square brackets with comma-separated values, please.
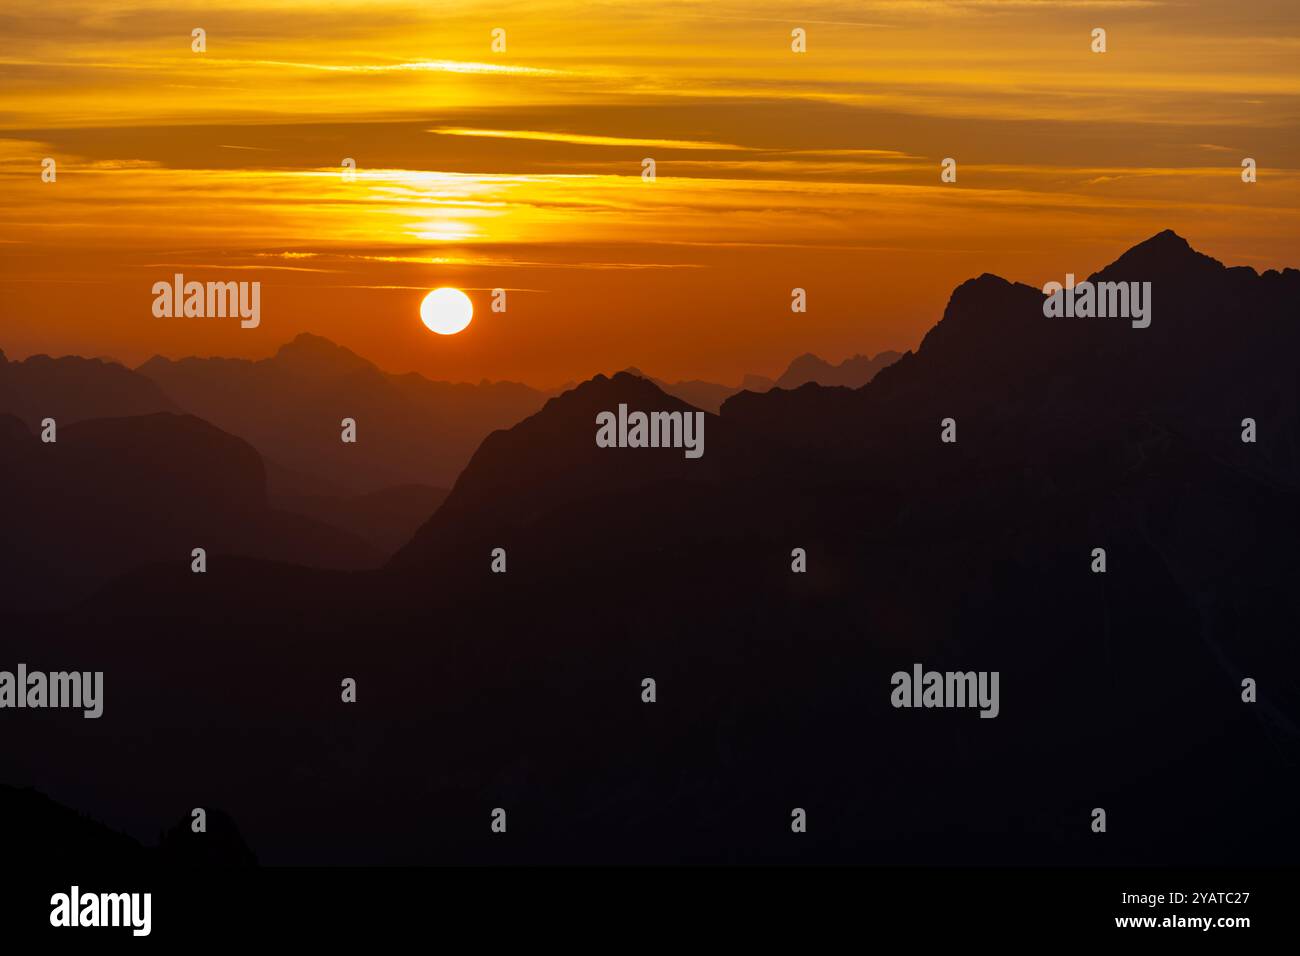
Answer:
[774, 350, 903, 390]
[158, 808, 258, 866]
[622, 367, 738, 414]
[723, 231, 1298, 483]
[377, 231, 1300, 860]
[0, 411, 378, 608]
[136, 333, 547, 495]
[6, 231, 1299, 865]
[1, 785, 257, 868]
[0, 350, 177, 429]
[1094, 227, 1225, 282]
[619, 354, 898, 413]
[1, 785, 149, 867]
[390, 371, 720, 577]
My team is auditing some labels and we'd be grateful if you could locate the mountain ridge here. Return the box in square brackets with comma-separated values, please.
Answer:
[9, 229, 1300, 865]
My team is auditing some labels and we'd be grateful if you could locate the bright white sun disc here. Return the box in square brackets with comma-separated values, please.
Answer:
[420, 287, 473, 335]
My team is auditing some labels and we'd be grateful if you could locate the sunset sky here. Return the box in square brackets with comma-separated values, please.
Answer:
[2, 0, 1297, 386]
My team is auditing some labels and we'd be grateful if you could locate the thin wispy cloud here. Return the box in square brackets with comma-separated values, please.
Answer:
[430, 128, 752, 151]
[243, 58, 568, 77]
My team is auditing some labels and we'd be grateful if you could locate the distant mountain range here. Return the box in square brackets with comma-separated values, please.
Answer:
[2, 335, 898, 487]
[135, 334, 546, 495]
[623, 350, 901, 412]
[0, 349, 179, 423]
[0, 334, 545, 499]
[774, 350, 904, 390]
[6, 231, 1297, 865]
[0, 332, 903, 594]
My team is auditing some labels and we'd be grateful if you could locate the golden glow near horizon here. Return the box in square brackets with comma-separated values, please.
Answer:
[1, 0, 1298, 384]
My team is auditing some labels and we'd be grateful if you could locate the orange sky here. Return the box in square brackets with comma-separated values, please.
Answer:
[2, 0, 1298, 386]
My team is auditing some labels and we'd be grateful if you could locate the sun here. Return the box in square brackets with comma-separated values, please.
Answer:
[420, 287, 473, 335]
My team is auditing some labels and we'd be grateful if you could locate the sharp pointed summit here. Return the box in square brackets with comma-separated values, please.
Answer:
[1091, 228, 1224, 282]
[272, 332, 378, 378]
[390, 371, 719, 571]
